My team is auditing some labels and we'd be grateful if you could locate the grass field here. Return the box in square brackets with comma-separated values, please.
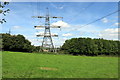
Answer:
[2, 51, 118, 78]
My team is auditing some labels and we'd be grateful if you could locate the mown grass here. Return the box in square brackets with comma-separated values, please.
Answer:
[2, 51, 118, 78]
[0, 51, 2, 79]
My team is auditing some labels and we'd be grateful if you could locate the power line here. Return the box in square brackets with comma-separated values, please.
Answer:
[68, 2, 94, 23]
[80, 3, 94, 14]
[52, 3, 93, 24]
[66, 9, 120, 33]
[82, 9, 120, 27]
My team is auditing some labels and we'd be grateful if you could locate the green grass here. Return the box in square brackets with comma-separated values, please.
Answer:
[0, 51, 2, 79]
[2, 51, 118, 78]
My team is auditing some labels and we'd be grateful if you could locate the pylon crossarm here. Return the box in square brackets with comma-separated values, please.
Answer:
[35, 25, 61, 28]
[36, 35, 43, 37]
[51, 34, 58, 37]
[51, 26, 61, 28]
[50, 16, 63, 19]
[34, 26, 45, 28]
[36, 34, 58, 37]
[32, 16, 46, 18]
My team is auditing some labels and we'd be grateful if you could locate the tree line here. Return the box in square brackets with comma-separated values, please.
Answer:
[61, 37, 119, 56]
[1, 33, 119, 56]
[1, 33, 41, 52]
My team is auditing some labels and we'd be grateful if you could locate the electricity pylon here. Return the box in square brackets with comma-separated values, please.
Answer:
[32, 8, 63, 52]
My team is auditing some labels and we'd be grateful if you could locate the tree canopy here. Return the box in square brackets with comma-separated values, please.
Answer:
[0, 2, 10, 24]
[1, 33, 119, 56]
[1, 33, 36, 52]
[61, 37, 119, 56]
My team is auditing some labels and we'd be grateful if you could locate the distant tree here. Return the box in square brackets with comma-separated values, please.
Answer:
[61, 37, 119, 56]
[1, 33, 36, 52]
[0, 2, 10, 24]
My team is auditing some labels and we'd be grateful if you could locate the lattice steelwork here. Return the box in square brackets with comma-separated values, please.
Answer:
[32, 8, 63, 52]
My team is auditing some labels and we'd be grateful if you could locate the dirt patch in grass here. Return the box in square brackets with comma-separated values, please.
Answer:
[40, 67, 58, 71]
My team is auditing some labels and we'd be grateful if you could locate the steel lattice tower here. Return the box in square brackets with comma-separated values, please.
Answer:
[33, 8, 63, 52]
